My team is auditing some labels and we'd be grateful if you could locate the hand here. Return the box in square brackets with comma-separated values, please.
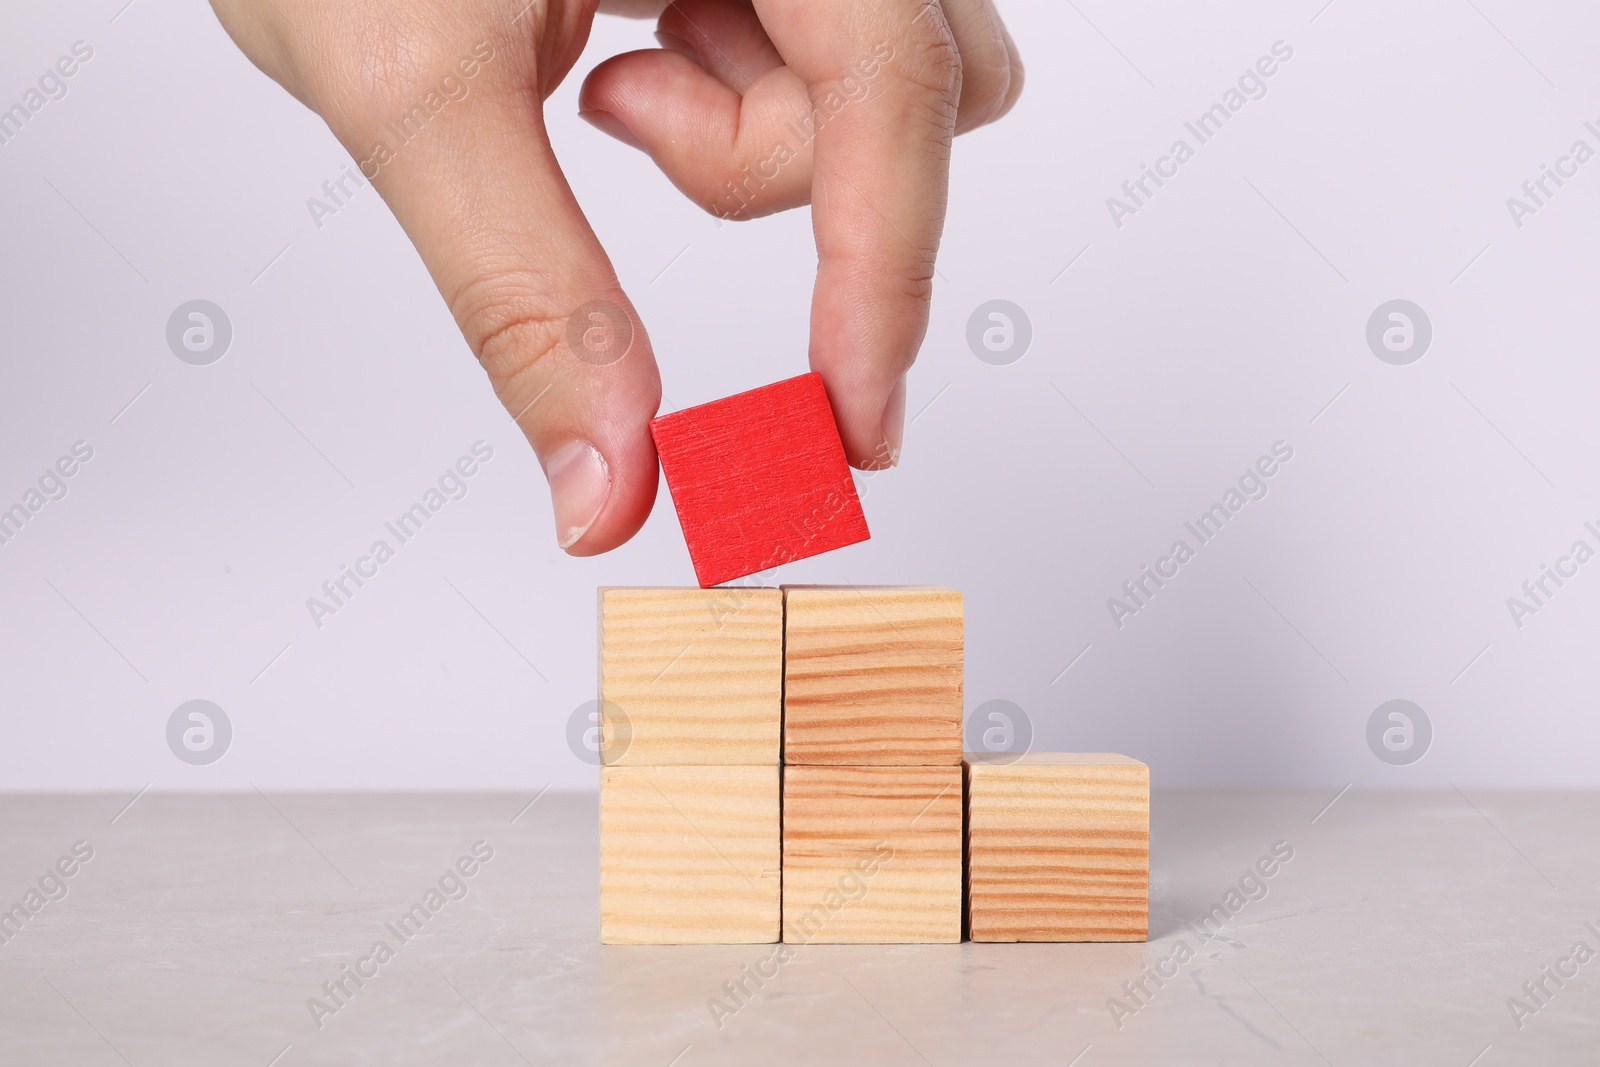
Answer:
[208, 0, 1022, 553]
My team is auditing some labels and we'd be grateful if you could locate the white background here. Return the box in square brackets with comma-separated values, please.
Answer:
[3, 0, 1598, 790]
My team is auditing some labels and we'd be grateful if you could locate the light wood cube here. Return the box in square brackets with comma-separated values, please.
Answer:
[598, 587, 782, 765]
[965, 753, 1149, 942]
[782, 586, 963, 765]
[781, 765, 962, 943]
[600, 765, 780, 944]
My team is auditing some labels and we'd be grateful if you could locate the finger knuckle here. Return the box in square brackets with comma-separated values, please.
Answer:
[851, 252, 935, 307]
[895, 11, 964, 103]
[454, 275, 571, 390]
[898, 263, 936, 305]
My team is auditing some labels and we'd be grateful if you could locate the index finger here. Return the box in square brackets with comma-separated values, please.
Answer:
[757, 0, 961, 469]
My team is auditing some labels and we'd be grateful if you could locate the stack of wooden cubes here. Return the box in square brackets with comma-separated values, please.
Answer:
[781, 586, 965, 942]
[597, 585, 1148, 944]
[597, 587, 783, 944]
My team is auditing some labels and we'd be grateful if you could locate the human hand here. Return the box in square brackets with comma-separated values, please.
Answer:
[208, 0, 1021, 552]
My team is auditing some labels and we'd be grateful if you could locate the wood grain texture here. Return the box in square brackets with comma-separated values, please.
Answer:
[600, 765, 780, 944]
[598, 587, 782, 765]
[965, 753, 1149, 942]
[649, 372, 869, 589]
[782, 586, 963, 765]
[782, 766, 962, 943]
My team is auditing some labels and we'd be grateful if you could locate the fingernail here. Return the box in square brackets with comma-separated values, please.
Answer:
[879, 376, 906, 468]
[544, 440, 611, 551]
[578, 110, 645, 151]
[655, 30, 702, 66]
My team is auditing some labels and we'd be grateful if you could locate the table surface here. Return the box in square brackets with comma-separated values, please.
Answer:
[1, 790, 1597, 1066]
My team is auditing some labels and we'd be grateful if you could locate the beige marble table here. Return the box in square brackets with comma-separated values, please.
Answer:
[1, 790, 1596, 1065]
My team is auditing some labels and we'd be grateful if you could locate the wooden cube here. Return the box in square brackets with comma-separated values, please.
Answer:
[965, 753, 1149, 942]
[650, 372, 870, 588]
[598, 587, 782, 765]
[781, 765, 962, 943]
[600, 765, 780, 944]
[782, 586, 963, 765]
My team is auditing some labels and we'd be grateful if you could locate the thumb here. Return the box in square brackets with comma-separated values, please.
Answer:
[333, 43, 662, 555]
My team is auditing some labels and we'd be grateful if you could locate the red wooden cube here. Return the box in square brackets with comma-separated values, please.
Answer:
[650, 372, 870, 587]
